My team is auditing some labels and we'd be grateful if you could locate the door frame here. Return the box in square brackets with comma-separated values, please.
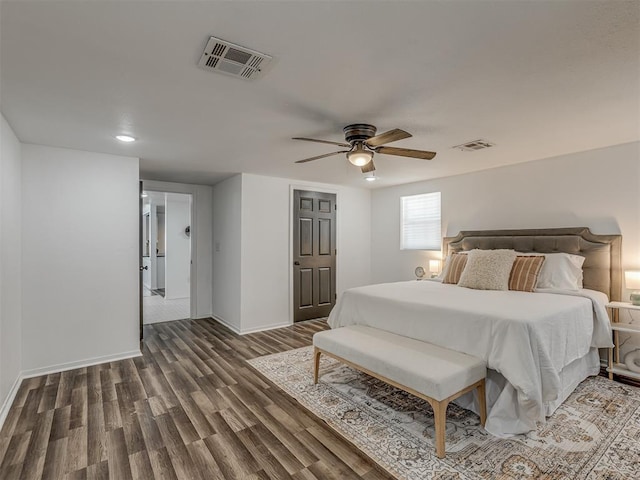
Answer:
[288, 184, 340, 326]
[140, 186, 197, 321]
[139, 181, 144, 340]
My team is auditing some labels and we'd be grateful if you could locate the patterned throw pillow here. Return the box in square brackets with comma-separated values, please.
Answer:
[442, 253, 468, 284]
[509, 256, 545, 292]
[457, 249, 517, 290]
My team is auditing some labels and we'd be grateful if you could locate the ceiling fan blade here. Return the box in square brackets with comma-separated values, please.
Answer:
[375, 146, 436, 160]
[295, 151, 350, 164]
[365, 128, 412, 147]
[361, 159, 376, 174]
[292, 137, 351, 148]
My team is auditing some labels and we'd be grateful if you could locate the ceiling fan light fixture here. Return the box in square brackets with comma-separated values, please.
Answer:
[347, 144, 373, 166]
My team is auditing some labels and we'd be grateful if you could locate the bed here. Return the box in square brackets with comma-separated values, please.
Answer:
[328, 227, 622, 437]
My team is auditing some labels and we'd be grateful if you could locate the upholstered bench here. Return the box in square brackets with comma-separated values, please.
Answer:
[313, 325, 487, 458]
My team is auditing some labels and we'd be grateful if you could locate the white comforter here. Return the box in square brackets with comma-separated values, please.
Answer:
[328, 281, 612, 436]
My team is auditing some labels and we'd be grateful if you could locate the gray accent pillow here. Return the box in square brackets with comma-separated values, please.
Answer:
[458, 249, 517, 291]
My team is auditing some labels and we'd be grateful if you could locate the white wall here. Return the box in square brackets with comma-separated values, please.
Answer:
[212, 174, 242, 331]
[165, 193, 191, 299]
[21, 144, 140, 374]
[0, 114, 23, 423]
[239, 174, 372, 333]
[371, 141, 640, 289]
[143, 180, 213, 318]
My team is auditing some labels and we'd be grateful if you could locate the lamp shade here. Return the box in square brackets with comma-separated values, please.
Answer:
[625, 271, 640, 290]
[429, 259, 441, 274]
[346, 143, 373, 166]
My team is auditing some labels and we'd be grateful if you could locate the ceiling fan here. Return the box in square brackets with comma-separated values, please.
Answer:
[293, 123, 436, 174]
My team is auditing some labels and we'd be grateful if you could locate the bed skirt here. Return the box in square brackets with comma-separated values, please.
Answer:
[453, 348, 600, 437]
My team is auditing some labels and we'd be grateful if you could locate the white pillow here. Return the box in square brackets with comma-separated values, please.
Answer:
[457, 249, 517, 291]
[518, 252, 585, 290]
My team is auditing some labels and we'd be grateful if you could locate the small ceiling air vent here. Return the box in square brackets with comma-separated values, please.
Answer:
[198, 36, 273, 80]
[453, 139, 495, 152]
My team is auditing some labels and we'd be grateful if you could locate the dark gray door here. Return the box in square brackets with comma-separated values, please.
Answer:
[293, 190, 337, 322]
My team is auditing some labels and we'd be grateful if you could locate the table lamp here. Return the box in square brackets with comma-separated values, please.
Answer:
[429, 259, 441, 278]
[625, 271, 640, 305]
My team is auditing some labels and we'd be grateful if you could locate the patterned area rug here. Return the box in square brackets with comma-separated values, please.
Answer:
[248, 346, 640, 480]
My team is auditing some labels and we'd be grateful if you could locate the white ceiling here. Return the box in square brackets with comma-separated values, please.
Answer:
[1, 1, 638, 189]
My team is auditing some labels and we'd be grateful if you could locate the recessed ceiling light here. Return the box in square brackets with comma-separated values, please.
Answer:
[115, 134, 136, 143]
[141, 192, 148, 198]
[365, 175, 377, 182]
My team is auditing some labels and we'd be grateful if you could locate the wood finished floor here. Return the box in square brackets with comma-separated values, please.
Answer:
[0, 318, 394, 480]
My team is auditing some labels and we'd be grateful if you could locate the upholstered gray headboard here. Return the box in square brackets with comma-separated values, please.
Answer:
[443, 227, 622, 301]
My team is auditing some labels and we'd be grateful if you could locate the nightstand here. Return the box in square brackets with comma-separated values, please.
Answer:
[605, 301, 640, 381]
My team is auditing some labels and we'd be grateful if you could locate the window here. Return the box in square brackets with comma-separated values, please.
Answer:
[400, 192, 441, 250]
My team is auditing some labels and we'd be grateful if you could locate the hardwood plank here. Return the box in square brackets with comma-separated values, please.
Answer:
[0, 406, 23, 440]
[236, 427, 293, 479]
[204, 431, 261, 479]
[18, 409, 54, 480]
[168, 404, 200, 445]
[64, 426, 88, 474]
[102, 399, 122, 432]
[245, 423, 307, 474]
[165, 443, 204, 480]
[64, 467, 87, 480]
[147, 447, 178, 480]
[86, 366, 103, 406]
[85, 460, 109, 480]
[133, 399, 164, 453]
[86, 401, 107, 466]
[14, 388, 43, 435]
[55, 371, 75, 409]
[185, 439, 226, 480]
[38, 383, 60, 414]
[129, 450, 155, 480]
[48, 405, 71, 442]
[41, 437, 68, 480]
[172, 389, 215, 438]
[307, 424, 374, 476]
[0, 431, 30, 476]
[292, 468, 321, 480]
[106, 428, 132, 480]
[245, 402, 318, 468]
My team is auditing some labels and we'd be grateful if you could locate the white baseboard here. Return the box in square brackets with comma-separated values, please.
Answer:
[211, 315, 241, 335]
[0, 374, 23, 431]
[21, 349, 142, 379]
[240, 322, 291, 335]
[210, 316, 292, 336]
[143, 317, 182, 325]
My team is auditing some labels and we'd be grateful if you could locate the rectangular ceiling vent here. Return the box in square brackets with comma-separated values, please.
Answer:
[198, 36, 273, 80]
[453, 139, 495, 152]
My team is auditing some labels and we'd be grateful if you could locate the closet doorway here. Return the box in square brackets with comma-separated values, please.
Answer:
[141, 191, 192, 325]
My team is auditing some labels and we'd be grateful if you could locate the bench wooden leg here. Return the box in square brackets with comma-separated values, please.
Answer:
[313, 347, 321, 384]
[432, 399, 449, 459]
[477, 379, 487, 427]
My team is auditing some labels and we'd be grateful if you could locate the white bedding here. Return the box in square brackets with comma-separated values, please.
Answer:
[327, 281, 613, 437]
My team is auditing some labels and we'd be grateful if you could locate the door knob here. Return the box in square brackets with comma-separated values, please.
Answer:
[140, 265, 148, 271]
[294, 261, 300, 266]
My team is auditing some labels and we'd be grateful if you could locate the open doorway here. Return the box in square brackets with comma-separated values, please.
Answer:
[142, 191, 192, 324]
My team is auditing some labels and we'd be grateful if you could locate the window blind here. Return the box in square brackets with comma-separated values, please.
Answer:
[400, 192, 441, 250]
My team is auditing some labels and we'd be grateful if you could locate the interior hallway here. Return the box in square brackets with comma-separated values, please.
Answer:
[142, 287, 190, 324]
